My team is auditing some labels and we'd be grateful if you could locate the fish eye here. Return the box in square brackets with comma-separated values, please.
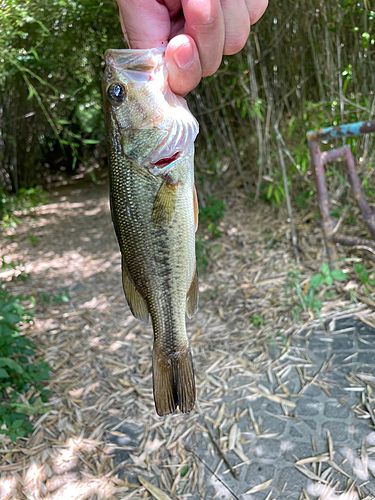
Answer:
[107, 82, 126, 105]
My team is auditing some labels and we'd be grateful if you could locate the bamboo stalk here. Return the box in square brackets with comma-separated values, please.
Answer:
[275, 121, 299, 262]
[246, 38, 264, 200]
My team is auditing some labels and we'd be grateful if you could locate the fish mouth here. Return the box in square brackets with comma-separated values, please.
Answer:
[104, 48, 165, 72]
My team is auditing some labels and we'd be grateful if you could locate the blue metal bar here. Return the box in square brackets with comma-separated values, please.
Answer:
[307, 120, 375, 142]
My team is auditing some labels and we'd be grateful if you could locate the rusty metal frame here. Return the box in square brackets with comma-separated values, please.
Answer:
[307, 120, 375, 262]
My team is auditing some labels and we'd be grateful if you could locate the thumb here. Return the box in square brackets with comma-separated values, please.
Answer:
[166, 35, 202, 95]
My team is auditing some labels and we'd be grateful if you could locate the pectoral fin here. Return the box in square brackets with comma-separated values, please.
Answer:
[186, 264, 198, 318]
[121, 256, 149, 323]
[193, 184, 199, 232]
[152, 177, 179, 227]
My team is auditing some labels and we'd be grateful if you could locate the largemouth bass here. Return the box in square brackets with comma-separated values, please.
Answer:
[102, 48, 199, 416]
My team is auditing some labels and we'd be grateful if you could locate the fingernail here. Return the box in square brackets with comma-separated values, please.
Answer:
[173, 43, 194, 70]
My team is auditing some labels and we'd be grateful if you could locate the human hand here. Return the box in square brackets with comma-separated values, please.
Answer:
[116, 0, 268, 95]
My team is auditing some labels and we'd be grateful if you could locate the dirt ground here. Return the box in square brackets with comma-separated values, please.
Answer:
[1, 173, 374, 500]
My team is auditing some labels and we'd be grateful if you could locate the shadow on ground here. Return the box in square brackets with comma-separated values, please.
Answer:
[1, 176, 375, 500]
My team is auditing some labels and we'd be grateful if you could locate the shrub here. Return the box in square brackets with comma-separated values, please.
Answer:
[0, 281, 50, 442]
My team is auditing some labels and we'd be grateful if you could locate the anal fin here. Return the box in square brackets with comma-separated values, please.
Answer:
[152, 176, 179, 228]
[186, 264, 198, 318]
[193, 184, 199, 232]
[121, 256, 149, 323]
[153, 346, 195, 416]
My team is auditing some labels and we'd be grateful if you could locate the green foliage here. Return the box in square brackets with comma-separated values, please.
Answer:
[295, 190, 315, 210]
[329, 205, 357, 227]
[13, 187, 48, 211]
[196, 195, 226, 274]
[1, 256, 17, 271]
[282, 82, 374, 213]
[196, 236, 210, 275]
[0, 276, 50, 442]
[0, 0, 124, 192]
[285, 268, 323, 320]
[0, 186, 48, 228]
[260, 176, 286, 209]
[310, 262, 348, 288]
[236, 97, 264, 121]
[286, 264, 347, 320]
[1, 0, 374, 223]
[326, 167, 349, 186]
[354, 263, 375, 286]
[38, 290, 70, 305]
[196, 237, 220, 275]
[252, 314, 263, 326]
[199, 195, 226, 237]
[360, 175, 375, 200]
[180, 465, 189, 477]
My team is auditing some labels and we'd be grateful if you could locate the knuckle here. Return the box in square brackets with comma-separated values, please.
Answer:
[189, 13, 220, 34]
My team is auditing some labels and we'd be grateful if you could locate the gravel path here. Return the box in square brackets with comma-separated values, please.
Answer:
[1, 175, 375, 500]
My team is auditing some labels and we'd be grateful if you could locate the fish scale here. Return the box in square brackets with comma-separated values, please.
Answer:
[103, 48, 199, 416]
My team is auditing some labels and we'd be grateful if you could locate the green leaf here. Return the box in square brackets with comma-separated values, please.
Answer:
[5, 313, 22, 323]
[71, 156, 77, 171]
[355, 263, 363, 275]
[321, 263, 330, 276]
[12, 419, 25, 429]
[254, 106, 263, 120]
[314, 299, 323, 311]
[325, 276, 333, 287]
[274, 189, 280, 205]
[360, 272, 369, 282]
[0, 358, 24, 374]
[9, 431, 18, 443]
[331, 269, 347, 281]
[310, 274, 324, 289]
[180, 465, 189, 477]
[0, 368, 9, 378]
[81, 139, 100, 145]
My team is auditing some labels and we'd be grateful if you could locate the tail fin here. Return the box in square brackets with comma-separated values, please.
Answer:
[152, 346, 195, 416]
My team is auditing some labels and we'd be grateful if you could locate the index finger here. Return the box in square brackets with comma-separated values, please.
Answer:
[116, 0, 171, 49]
[182, 0, 225, 77]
